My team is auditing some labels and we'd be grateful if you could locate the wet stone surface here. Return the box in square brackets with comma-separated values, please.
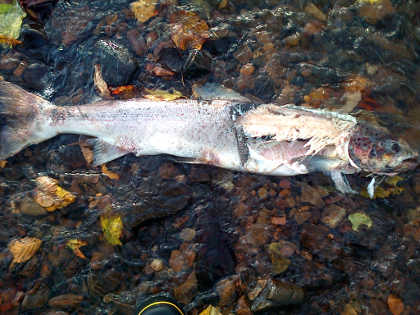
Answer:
[0, 0, 420, 314]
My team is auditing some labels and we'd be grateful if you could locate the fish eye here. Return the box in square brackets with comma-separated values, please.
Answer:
[369, 146, 377, 158]
[391, 142, 400, 153]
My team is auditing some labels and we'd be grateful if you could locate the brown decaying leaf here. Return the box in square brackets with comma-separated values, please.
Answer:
[8, 237, 42, 264]
[170, 10, 209, 50]
[0, 160, 7, 168]
[101, 164, 120, 180]
[109, 85, 137, 99]
[0, 35, 22, 47]
[34, 176, 76, 211]
[93, 64, 111, 99]
[387, 294, 404, 315]
[66, 239, 87, 259]
[130, 0, 158, 24]
[79, 136, 94, 165]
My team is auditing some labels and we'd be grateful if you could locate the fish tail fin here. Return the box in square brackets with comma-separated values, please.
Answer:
[0, 80, 56, 160]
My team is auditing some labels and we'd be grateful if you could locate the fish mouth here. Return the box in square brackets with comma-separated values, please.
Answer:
[399, 157, 419, 171]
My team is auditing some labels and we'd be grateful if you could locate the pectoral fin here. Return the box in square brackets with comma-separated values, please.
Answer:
[330, 171, 356, 194]
[86, 138, 129, 166]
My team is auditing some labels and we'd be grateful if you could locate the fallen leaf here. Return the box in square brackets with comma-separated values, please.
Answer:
[109, 85, 135, 95]
[303, 87, 332, 108]
[144, 88, 183, 101]
[0, 0, 26, 47]
[100, 214, 123, 245]
[348, 212, 372, 231]
[0, 160, 6, 168]
[101, 164, 120, 180]
[93, 64, 111, 99]
[66, 239, 87, 259]
[79, 136, 94, 165]
[387, 294, 404, 315]
[170, 10, 209, 50]
[0, 34, 21, 46]
[360, 176, 404, 199]
[8, 237, 42, 264]
[130, 0, 158, 24]
[34, 176, 76, 212]
[199, 305, 222, 315]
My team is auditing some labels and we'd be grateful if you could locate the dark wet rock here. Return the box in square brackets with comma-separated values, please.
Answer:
[0, 54, 21, 72]
[195, 216, 236, 289]
[301, 224, 341, 261]
[299, 183, 326, 208]
[20, 196, 48, 216]
[216, 276, 238, 307]
[236, 295, 252, 315]
[358, 0, 395, 24]
[48, 294, 83, 309]
[250, 74, 274, 101]
[95, 39, 137, 86]
[123, 181, 191, 228]
[250, 279, 304, 312]
[21, 284, 50, 310]
[169, 249, 191, 273]
[401, 280, 420, 305]
[127, 29, 146, 56]
[158, 48, 184, 73]
[173, 271, 197, 304]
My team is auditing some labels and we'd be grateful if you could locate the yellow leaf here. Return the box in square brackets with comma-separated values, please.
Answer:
[170, 10, 209, 50]
[144, 88, 183, 101]
[199, 305, 222, 315]
[34, 176, 76, 212]
[348, 212, 372, 232]
[66, 239, 87, 259]
[8, 237, 42, 264]
[360, 175, 404, 199]
[0, 0, 26, 47]
[0, 160, 6, 168]
[101, 164, 120, 180]
[130, 0, 158, 24]
[100, 214, 123, 245]
[385, 175, 403, 186]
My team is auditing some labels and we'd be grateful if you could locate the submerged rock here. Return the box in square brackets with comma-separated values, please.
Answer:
[95, 39, 137, 86]
[250, 279, 304, 312]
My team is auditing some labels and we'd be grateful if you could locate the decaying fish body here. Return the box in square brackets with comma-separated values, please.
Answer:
[0, 80, 418, 194]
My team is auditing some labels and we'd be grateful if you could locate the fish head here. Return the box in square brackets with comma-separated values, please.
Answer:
[348, 123, 418, 175]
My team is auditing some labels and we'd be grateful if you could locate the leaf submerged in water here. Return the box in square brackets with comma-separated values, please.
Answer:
[0, 0, 25, 47]
[348, 212, 372, 232]
[130, 0, 158, 24]
[170, 10, 209, 50]
[199, 305, 222, 315]
[100, 214, 123, 245]
[8, 237, 42, 265]
[144, 88, 183, 101]
[66, 239, 87, 259]
[34, 176, 76, 212]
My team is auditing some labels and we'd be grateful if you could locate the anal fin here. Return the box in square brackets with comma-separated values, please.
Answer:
[86, 138, 129, 166]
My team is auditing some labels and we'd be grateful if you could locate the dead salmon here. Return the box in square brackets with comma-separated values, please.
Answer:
[0, 80, 418, 195]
